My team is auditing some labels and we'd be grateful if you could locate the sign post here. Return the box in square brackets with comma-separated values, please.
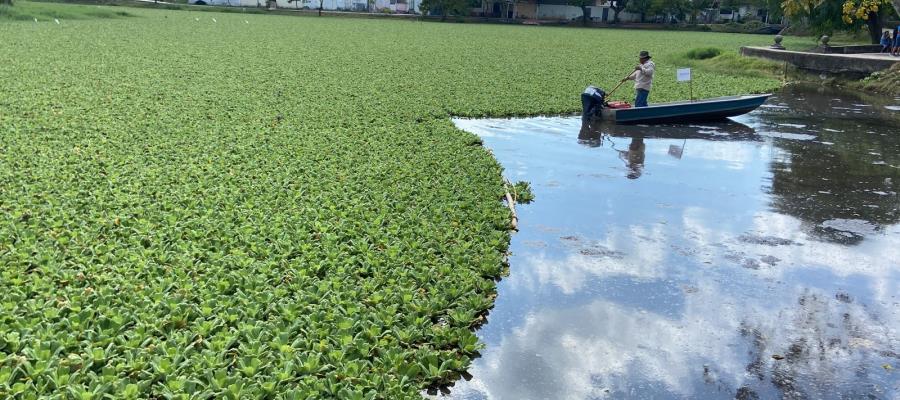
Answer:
[677, 67, 692, 102]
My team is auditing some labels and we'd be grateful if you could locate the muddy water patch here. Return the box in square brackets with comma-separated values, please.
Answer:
[433, 86, 900, 399]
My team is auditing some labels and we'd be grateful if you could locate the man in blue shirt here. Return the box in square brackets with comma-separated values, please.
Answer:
[893, 26, 900, 56]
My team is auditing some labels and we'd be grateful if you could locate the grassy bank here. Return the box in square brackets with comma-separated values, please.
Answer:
[673, 47, 787, 81]
[673, 45, 900, 91]
[1, 3, 790, 398]
[858, 64, 900, 96]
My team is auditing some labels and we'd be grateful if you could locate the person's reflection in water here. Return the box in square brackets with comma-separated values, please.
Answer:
[579, 119, 646, 178]
[618, 136, 646, 179]
[577, 119, 603, 147]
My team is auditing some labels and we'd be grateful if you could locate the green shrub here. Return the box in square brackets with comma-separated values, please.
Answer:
[742, 20, 766, 32]
[685, 47, 723, 60]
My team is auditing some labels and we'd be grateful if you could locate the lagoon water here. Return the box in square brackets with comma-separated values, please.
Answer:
[441, 86, 900, 399]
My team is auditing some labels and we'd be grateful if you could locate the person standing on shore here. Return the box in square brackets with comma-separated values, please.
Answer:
[893, 26, 900, 56]
[881, 31, 893, 53]
[622, 51, 655, 108]
[881, 31, 894, 54]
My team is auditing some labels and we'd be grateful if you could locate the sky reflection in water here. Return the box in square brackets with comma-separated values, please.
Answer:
[442, 86, 900, 399]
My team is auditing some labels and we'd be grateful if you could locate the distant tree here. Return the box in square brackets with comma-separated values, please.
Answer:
[740, 0, 782, 23]
[687, 0, 712, 22]
[782, 0, 894, 43]
[419, 0, 469, 19]
[626, 0, 653, 21]
[568, 0, 596, 25]
[652, 0, 688, 21]
[783, 0, 846, 34]
[718, 0, 743, 21]
[610, 0, 629, 21]
[757, 0, 784, 23]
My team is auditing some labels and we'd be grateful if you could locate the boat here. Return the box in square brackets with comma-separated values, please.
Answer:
[595, 94, 772, 124]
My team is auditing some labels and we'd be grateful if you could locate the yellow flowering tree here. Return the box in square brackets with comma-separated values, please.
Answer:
[841, 0, 893, 42]
[783, 0, 896, 43]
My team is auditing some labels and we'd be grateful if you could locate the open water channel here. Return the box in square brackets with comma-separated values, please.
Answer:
[437, 85, 900, 399]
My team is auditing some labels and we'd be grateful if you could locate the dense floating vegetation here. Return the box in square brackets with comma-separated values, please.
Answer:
[0, 1, 131, 21]
[1, 5, 787, 398]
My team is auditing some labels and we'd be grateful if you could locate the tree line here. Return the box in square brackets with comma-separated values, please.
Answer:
[418, 0, 897, 43]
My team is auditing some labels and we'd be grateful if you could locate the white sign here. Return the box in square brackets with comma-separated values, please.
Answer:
[668, 144, 684, 159]
[677, 68, 692, 82]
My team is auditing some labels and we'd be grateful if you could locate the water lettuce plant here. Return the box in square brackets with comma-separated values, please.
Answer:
[1, 5, 787, 397]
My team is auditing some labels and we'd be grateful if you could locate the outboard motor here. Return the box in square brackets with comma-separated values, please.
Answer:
[581, 86, 606, 120]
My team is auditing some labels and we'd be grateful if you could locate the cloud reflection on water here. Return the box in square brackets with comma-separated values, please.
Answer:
[442, 87, 900, 399]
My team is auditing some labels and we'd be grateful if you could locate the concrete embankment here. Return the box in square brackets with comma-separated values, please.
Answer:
[741, 46, 899, 77]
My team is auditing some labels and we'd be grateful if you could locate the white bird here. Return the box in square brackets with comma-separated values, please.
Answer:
[54, 18, 60, 24]
[195, 17, 200, 21]
[212, 18, 217, 22]
[34, 18, 38, 22]
[244, 20, 249, 24]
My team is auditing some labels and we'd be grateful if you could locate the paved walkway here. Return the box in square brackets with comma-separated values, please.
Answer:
[841, 53, 900, 61]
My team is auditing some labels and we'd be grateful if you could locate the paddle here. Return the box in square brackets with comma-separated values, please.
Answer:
[606, 70, 635, 99]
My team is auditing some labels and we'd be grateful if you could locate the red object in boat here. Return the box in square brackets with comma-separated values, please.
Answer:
[607, 101, 632, 109]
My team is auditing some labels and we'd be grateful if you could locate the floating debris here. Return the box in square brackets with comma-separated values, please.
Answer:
[738, 234, 798, 246]
[820, 219, 878, 236]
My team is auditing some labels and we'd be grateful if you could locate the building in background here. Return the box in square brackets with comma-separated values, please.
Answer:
[474, 0, 639, 22]
[188, 0, 420, 13]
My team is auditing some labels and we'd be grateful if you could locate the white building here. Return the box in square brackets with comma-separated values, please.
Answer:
[476, 0, 640, 22]
[188, 0, 420, 13]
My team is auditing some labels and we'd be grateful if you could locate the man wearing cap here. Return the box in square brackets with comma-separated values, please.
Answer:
[621, 51, 655, 108]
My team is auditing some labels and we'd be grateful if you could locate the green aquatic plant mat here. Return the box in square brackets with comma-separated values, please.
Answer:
[0, 1, 131, 21]
[1, 8, 788, 397]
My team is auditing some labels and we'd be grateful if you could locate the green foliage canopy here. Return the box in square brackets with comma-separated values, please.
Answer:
[418, 0, 472, 18]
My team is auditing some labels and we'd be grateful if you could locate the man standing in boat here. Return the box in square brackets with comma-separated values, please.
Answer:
[622, 51, 655, 108]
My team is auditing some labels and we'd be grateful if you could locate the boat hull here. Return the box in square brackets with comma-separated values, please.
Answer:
[599, 94, 771, 124]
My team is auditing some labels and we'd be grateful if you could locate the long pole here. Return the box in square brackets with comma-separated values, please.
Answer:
[606, 70, 634, 99]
